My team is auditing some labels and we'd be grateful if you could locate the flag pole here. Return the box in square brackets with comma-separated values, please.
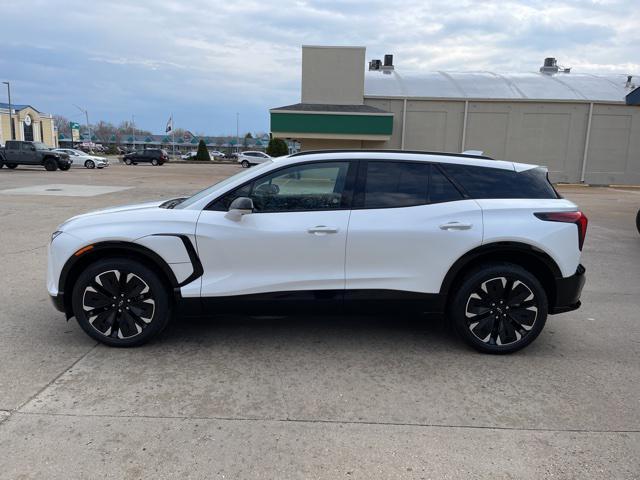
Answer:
[171, 113, 175, 158]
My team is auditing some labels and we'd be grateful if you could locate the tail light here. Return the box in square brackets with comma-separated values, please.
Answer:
[534, 211, 588, 250]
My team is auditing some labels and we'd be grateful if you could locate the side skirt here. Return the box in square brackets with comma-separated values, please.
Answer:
[178, 290, 445, 317]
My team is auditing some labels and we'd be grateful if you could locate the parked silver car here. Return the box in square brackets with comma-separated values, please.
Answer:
[53, 149, 109, 169]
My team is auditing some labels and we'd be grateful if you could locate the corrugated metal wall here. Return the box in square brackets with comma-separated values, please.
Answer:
[364, 98, 640, 184]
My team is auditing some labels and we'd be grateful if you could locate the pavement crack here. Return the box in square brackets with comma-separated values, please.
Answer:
[6, 244, 47, 255]
[14, 342, 99, 414]
[12, 411, 640, 435]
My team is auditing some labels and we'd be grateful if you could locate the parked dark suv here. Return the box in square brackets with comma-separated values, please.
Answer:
[123, 149, 168, 166]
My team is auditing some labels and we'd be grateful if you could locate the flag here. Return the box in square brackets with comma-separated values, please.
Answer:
[165, 116, 173, 133]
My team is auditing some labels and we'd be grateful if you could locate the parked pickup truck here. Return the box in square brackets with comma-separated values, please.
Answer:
[0, 141, 72, 171]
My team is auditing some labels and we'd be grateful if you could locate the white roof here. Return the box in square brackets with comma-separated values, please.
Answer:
[365, 70, 636, 103]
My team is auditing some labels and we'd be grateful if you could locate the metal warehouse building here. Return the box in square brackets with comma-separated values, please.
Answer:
[270, 46, 640, 184]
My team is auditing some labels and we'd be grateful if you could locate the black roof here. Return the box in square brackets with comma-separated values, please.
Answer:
[289, 149, 494, 160]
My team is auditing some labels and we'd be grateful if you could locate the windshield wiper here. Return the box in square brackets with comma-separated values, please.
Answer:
[160, 197, 187, 209]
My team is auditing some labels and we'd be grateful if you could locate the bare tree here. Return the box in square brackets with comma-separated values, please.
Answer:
[53, 114, 71, 136]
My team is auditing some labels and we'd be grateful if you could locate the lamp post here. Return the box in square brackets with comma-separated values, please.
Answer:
[236, 112, 239, 154]
[2, 81, 14, 140]
[74, 104, 91, 147]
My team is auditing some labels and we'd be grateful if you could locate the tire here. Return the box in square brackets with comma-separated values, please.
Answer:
[71, 257, 171, 347]
[449, 262, 548, 354]
[6, 163, 18, 169]
[85, 160, 95, 169]
[636, 209, 640, 235]
[241, 160, 250, 168]
[44, 159, 57, 171]
[124, 158, 132, 165]
[151, 159, 158, 166]
[59, 163, 71, 171]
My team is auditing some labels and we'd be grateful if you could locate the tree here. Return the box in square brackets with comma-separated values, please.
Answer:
[53, 114, 71, 136]
[266, 138, 288, 157]
[194, 139, 210, 161]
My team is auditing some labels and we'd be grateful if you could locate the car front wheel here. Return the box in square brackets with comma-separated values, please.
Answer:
[450, 262, 548, 354]
[71, 258, 170, 347]
[124, 158, 132, 165]
[5, 163, 17, 169]
[59, 163, 71, 171]
[44, 159, 58, 171]
[151, 159, 158, 166]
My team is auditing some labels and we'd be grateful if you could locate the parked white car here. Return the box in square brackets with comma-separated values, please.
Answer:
[180, 151, 197, 160]
[47, 150, 587, 353]
[209, 150, 224, 158]
[237, 150, 271, 168]
[54, 149, 109, 169]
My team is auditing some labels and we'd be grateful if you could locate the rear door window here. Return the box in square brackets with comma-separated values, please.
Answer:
[360, 161, 429, 209]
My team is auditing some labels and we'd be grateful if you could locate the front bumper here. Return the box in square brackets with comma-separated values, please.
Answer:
[50, 293, 66, 313]
[549, 264, 586, 314]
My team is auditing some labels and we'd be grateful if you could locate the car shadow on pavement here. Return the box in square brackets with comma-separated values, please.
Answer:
[154, 312, 465, 352]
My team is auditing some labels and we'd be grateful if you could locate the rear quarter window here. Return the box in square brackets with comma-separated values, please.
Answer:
[440, 164, 559, 199]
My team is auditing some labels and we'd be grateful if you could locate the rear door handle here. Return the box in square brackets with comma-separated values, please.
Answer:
[308, 225, 339, 235]
[439, 222, 472, 231]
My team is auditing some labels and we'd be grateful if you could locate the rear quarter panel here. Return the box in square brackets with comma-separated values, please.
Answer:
[477, 199, 581, 278]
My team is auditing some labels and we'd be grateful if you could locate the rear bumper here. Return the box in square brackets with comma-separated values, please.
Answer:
[550, 264, 586, 314]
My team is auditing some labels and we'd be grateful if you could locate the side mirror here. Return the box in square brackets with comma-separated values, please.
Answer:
[226, 197, 254, 220]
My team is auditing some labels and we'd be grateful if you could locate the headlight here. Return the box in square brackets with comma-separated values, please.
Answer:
[51, 231, 63, 242]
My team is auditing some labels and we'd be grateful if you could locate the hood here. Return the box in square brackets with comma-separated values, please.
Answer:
[58, 200, 165, 229]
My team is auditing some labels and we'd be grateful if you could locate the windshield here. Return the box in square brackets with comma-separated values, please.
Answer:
[174, 161, 274, 209]
[33, 142, 49, 150]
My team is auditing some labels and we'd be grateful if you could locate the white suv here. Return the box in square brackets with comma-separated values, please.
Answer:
[237, 150, 271, 168]
[47, 150, 587, 353]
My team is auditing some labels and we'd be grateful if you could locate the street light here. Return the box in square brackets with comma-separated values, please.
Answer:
[2, 81, 14, 140]
[73, 104, 91, 146]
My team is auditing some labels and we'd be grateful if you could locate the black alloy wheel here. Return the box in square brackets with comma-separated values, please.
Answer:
[72, 258, 170, 347]
[451, 263, 548, 354]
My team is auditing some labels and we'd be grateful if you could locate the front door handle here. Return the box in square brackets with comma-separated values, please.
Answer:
[439, 221, 472, 231]
[308, 225, 339, 235]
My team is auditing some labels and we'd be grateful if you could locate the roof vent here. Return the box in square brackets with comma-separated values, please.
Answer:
[368, 59, 382, 71]
[626, 75, 635, 89]
[540, 57, 570, 75]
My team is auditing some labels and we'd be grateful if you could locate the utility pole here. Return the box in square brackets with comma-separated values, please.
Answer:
[132, 115, 136, 150]
[236, 112, 239, 154]
[74, 104, 92, 148]
[2, 81, 14, 140]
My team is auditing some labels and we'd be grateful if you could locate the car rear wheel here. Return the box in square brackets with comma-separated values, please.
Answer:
[44, 159, 58, 171]
[450, 262, 548, 354]
[85, 160, 95, 169]
[241, 160, 250, 168]
[72, 258, 170, 347]
[124, 158, 132, 165]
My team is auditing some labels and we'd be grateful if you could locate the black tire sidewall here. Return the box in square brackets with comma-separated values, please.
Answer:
[44, 159, 57, 171]
[71, 257, 171, 347]
[86, 160, 95, 169]
[450, 263, 548, 354]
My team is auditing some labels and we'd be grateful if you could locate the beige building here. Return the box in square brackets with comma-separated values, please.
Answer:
[0, 102, 58, 148]
[271, 46, 640, 185]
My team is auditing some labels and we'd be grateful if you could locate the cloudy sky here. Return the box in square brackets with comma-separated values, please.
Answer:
[1, 0, 637, 135]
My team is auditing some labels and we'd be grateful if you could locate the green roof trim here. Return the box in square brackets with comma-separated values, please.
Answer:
[270, 112, 393, 136]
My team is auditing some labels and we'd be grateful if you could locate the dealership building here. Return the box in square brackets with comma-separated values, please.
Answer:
[0, 103, 58, 148]
[270, 46, 640, 184]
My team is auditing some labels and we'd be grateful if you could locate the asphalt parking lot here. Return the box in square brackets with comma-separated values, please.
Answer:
[0, 162, 638, 479]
